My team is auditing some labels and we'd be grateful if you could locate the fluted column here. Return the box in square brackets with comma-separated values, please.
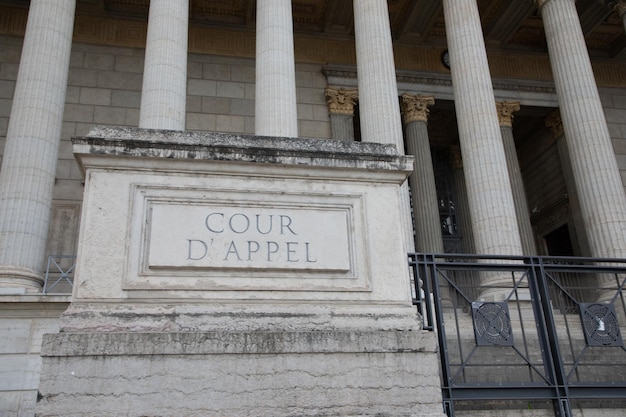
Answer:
[353, 0, 403, 149]
[401, 94, 443, 253]
[325, 87, 358, 141]
[353, 0, 413, 252]
[139, 0, 188, 130]
[450, 146, 476, 256]
[497, 101, 537, 256]
[255, 0, 298, 137]
[545, 111, 592, 256]
[538, 0, 626, 262]
[450, 145, 481, 301]
[442, 0, 523, 257]
[0, 0, 76, 292]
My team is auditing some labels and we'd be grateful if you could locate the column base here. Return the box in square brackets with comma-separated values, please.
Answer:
[0, 266, 44, 294]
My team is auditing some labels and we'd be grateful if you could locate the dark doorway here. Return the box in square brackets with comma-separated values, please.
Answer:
[544, 223, 575, 256]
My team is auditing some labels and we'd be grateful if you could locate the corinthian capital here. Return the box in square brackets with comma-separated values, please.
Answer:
[545, 110, 564, 138]
[324, 87, 358, 115]
[496, 101, 521, 127]
[400, 94, 435, 124]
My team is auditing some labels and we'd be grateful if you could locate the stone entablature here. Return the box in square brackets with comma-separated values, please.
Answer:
[2, 5, 625, 87]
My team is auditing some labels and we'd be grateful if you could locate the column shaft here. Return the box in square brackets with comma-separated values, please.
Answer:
[539, 0, 626, 260]
[442, 0, 523, 257]
[255, 0, 298, 137]
[325, 87, 358, 141]
[497, 102, 537, 256]
[401, 95, 443, 253]
[0, 0, 76, 291]
[139, 0, 188, 130]
[545, 111, 592, 257]
[353, 0, 403, 149]
[353, 0, 413, 252]
[450, 146, 476, 256]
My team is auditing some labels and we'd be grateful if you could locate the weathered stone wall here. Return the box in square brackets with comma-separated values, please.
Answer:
[38, 331, 445, 417]
[0, 299, 68, 417]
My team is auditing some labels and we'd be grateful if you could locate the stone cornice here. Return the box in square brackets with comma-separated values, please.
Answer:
[323, 65, 561, 95]
[400, 94, 435, 124]
[496, 101, 521, 127]
[545, 110, 564, 138]
[324, 87, 358, 115]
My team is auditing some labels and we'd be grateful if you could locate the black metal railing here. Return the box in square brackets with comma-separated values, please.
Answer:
[410, 253, 626, 417]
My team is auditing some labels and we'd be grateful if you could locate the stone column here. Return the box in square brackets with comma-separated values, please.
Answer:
[538, 0, 626, 262]
[139, 0, 188, 130]
[545, 111, 591, 257]
[616, 1, 626, 33]
[442, 0, 523, 257]
[255, 0, 298, 137]
[450, 145, 476, 256]
[450, 145, 481, 301]
[324, 87, 358, 141]
[401, 94, 443, 253]
[0, 0, 76, 292]
[353, 0, 404, 149]
[496, 101, 537, 256]
[353, 0, 413, 251]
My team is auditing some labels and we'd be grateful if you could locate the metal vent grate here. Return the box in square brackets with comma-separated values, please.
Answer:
[472, 302, 514, 346]
[579, 303, 623, 347]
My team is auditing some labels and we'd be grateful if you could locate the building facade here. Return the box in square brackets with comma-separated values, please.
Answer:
[1, 0, 626, 416]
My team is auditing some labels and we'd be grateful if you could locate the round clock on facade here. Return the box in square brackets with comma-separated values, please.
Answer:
[441, 50, 450, 69]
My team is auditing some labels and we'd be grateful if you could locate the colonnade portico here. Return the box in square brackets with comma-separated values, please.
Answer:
[538, 0, 626, 261]
[0, 0, 625, 296]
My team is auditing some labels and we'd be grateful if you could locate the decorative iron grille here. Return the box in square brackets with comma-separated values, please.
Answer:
[410, 253, 626, 417]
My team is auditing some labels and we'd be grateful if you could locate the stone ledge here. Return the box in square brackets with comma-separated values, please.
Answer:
[73, 126, 415, 175]
[42, 329, 438, 356]
[0, 294, 71, 303]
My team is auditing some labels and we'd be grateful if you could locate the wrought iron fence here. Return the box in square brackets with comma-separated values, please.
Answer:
[43, 255, 76, 294]
[410, 253, 626, 417]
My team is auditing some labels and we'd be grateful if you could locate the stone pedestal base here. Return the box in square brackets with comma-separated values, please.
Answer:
[36, 127, 446, 416]
[38, 330, 444, 417]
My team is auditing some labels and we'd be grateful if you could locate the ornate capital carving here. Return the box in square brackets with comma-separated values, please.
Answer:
[449, 145, 463, 170]
[324, 87, 358, 115]
[400, 94, 435, 124]
[496, 101, 521, 127]
[545, 110, 564, 138]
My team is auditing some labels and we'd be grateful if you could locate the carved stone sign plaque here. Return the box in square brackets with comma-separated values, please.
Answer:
[147, 203, 351, 271]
